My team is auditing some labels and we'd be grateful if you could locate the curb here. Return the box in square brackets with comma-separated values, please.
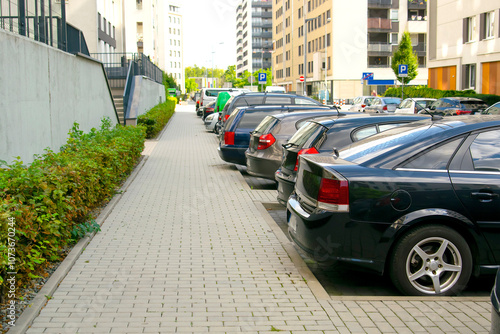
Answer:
[9, 154, 150, 334]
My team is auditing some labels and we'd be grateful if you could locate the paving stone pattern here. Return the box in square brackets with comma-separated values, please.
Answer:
[26, 105, 492, 333]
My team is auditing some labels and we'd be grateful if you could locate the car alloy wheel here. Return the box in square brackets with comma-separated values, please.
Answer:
[389, 225, 472, 296]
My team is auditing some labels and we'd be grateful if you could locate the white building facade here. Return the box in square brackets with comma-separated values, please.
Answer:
[427, 0, 500, 95]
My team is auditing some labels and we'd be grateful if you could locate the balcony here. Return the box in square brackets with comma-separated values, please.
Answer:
[368, 43, 392, 52]
[408, 0, 427, 10]
[406, 19, 427, 33]
[368, 18, 392, 30]
[368, 0, 392, 8]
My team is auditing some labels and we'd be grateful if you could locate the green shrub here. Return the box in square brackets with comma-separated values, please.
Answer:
[384, 86, 500, 105]
[137, 97, 176, 138]
[0, 118, 146, 293]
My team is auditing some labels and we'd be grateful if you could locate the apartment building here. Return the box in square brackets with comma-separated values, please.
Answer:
[66, 0, 125, 55]
[272, 0, 429, 100]
[163, 3, 185, 92]
[428, 0, 500, 94]
[236, 0, 273, 78]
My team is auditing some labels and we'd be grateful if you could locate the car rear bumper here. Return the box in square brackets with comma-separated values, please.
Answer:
[218, 145, 247, 165]
[287, 194, 385, 273]
[245, 154, 281, 180]
[275, 169, 296, 205]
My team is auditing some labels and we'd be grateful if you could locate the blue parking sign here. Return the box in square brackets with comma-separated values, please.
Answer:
[398, 64, 408, 77]
[258, 73, 267, 83]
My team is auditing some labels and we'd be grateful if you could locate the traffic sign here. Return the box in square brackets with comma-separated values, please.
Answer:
[398, 64, 408, 77]
[299, 75, 304, 82]
[362, 72, 374, 81]
[258, 72, 267, 84]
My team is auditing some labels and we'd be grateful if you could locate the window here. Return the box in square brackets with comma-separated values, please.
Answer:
[391, 9, 398, 21]
[463, 64, 476, 89]
[470, 130, 500, 171]
[480, 11, 495, 40]
[463, 16, 476, 43]
[403, 138, 464, 170]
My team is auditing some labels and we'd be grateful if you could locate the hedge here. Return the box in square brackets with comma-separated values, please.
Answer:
[0, 118, 146, 296]
[384, 86, 500, 106]
[137, 97, 177, 138]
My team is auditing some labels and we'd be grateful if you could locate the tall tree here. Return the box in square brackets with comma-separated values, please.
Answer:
[391, 31, 418, 85]
[185, 78, 198, 93]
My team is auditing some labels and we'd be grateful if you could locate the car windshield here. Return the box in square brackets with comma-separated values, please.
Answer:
[206, 90, 221, 97]
[383, 98, 401, 104]
[460, 101, 488, 110]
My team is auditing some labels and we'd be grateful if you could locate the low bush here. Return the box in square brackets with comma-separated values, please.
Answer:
[0, 118, 146, 296]
[384, 86, 500, 106]
[137, 97, 176, 138]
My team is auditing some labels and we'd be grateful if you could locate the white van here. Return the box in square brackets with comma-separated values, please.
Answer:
[199, 88, 249, 107]
[265, 86, 286, 93]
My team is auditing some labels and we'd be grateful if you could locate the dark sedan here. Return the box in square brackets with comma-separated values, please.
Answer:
[287, 115, 500, 296]
[245, 111, 345, 180]
[427, 97, 489, 116]
[275, 114, 429, 205]
[218, 105, 331, 165]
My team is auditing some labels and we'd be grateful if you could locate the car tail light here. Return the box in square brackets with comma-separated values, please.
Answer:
[224, 114, 230, 121]
[383, 105, 388, 111]
[317, 176, 349, 211]
[257, 134, 276, 150]
[224, 131, 235, 146]
[456, 110, 471, 115]
[218, 114, 222, 121]
[361, 104, 366, 108]
[294, 147, 319, 171]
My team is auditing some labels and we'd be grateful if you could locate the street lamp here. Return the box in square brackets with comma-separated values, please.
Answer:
[324, 17, 331, 104]
[211, 42, 224, 88]
[303, 17, 314, 96]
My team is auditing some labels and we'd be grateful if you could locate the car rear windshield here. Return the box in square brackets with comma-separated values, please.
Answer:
[239, 110, 278, 128]
[383, 98, 401, 104]
[205, 90, 222, 97]
[287, 121, 326, 147]
[254, 116, 279, 134]
[460, 101, 489, 110]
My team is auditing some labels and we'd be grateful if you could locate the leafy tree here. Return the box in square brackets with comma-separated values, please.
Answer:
[391, 31, 418, 85]
[185, 78, 198, 93]
[253, 68, 273, 91]
[163, 72, 177, 88]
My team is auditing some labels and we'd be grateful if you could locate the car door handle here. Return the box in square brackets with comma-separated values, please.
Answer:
[471, 192, 499, 202]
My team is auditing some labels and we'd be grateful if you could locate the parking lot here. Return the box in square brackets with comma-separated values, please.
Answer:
[23, 103, 493, 334]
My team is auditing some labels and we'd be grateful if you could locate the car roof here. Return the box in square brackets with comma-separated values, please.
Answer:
[236, 104, 330, 111]
[269, 110, 341, 121]
[338, 115, 500, 168]
[309, 113, 429, 128]
[440, 97, 486, 102]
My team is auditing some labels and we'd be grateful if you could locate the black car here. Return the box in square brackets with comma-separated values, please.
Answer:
[218, 105, 331, 165]
[245, 111, 347, 180]
[427, 97, 489, 116]
[215, 92, 324, 134]
[275, 114, 429, 205]
[287, 115, 500, 296]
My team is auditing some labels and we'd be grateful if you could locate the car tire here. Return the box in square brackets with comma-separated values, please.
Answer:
[389, 224, 472, 296]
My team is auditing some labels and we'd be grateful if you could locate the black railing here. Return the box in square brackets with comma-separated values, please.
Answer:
[90, 52, 163, 85]
[0, 0, 89, 56]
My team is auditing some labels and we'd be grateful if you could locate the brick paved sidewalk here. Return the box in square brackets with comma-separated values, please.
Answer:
[24, 104, 492, 333]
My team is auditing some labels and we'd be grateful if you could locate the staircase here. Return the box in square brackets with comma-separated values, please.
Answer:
[111, 88, 125, 125]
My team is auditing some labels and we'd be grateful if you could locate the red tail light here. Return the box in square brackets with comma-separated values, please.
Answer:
[456, 110, 471, 115]
[224, 114, 230, 121]
[224, 131, 235, 146]
[294, 147, 319, 171]
[218, 114, 222, 121]
[361, 104, 366, 108]
[317, 177, 349, 211]
[257, 134, 276, 150]
[383, 105, 388, 111]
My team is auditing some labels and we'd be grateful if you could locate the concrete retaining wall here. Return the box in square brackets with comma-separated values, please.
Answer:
[125, 76, 166, 126]
[0, 30, 119, 165]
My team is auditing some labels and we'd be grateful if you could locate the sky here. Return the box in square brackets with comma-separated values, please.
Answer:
[182, 0, 240, 71]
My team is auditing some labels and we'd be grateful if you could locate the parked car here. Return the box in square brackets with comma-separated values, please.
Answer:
[265, 86, 286, 93]
[245, 110, 345, 180]
[483, 101, 500, 115]
[287, 115, 500, 296]
[364, 97, 402, 113]
[197, 101, 215, 118]
[427, 97, 489, 116]
[199, 88, 248, 109]
[204, 112, 218, 132]
[395, 98, 436, 114]
[348, 96, 377, 112]
[491, 269, 500, 334]
[218, 105, 332, 165]
[275, 114, 429, 204]
[194, 92, 201, 110]
[215, 92, 324, 134]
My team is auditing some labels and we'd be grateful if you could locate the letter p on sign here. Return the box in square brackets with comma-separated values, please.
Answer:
[399, 64, 408, 77]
